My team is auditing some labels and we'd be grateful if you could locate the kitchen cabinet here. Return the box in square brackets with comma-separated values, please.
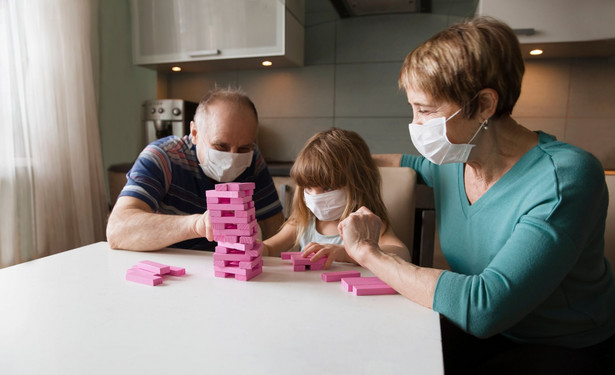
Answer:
[477, 0, 615, 58]
[130, 0, 304, 72]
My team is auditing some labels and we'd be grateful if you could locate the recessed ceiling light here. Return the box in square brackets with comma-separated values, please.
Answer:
[529, 49, 544, 56]
[262, 60, 273, 67]
[171, 66, 182, 72]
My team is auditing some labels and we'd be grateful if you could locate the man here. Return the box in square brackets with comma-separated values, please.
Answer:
[106, 87, 284, 251]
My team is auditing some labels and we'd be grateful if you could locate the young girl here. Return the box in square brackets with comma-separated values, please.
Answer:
[263, 128, 410, 268]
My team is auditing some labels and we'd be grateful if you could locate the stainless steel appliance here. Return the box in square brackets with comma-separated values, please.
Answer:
[142, 99, 198, 145]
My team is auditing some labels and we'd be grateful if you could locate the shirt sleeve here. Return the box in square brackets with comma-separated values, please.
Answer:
[119, 144, 170, 211]
[250, 147, 283, 221]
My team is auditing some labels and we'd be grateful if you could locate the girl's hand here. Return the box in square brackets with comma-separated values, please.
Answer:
[338, 206, 382, 265]
[302, 242, 350, 269]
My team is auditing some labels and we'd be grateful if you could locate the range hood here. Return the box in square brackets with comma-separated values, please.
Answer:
[330, 0, 430, 17]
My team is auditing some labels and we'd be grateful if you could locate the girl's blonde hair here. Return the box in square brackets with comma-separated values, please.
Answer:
[288, 128, 390, 246]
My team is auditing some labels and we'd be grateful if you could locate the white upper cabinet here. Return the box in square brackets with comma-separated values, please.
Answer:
[131, 0, 304, 72]
[477, 0, 615, 44]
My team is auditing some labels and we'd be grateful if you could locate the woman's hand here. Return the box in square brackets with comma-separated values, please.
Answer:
[302, 242, 352, 269]
[338, 206, 382, 265]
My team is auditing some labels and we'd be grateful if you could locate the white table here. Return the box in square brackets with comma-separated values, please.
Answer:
[0, 242, 443, 374]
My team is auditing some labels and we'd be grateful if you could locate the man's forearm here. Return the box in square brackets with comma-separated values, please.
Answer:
[107, 210, 201, 251]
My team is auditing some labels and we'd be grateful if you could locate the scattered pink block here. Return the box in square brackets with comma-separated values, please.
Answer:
[168, 266, 186, 276]
[281, 251, 302, 260]
[137, 260, 170, 275]
[341, 276, 386, 292]
[353, 284, 397, 296]
[321, 270, 361, 282]
[293, 265, 306, 272]
[126, 269, 163, 286]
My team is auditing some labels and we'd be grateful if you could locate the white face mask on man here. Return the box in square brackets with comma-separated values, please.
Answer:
[199, 147, 253, 182]
[303, 189, 347, 222]
[409, 107, 486, 165]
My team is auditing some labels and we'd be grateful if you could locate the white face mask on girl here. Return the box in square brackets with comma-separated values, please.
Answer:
[409, 108, 485, 165]
[199, 147, 253, 182]
[303, 189, 347, 222]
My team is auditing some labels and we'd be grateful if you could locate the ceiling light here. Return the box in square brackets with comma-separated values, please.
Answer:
[261, 60, 273, 67]
[171, 66, 182, 72]
[529, 49, 543, 56]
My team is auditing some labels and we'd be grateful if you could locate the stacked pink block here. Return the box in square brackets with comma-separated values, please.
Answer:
[207, 182, 263, 281]
[281, 251, 327, 271]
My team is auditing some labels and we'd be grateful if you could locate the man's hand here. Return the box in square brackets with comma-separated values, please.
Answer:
[194, 210, 214, 241]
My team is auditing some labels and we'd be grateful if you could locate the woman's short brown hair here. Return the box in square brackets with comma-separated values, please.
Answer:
[398, 17, 524, 119]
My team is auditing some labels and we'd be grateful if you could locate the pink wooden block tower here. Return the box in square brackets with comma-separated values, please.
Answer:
[206, 182, 263, 281]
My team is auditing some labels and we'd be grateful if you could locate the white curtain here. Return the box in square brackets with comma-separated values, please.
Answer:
[0, 0, 108, 268]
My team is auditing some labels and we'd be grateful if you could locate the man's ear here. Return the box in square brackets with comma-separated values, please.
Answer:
[477, 88, 498, 120]
[190, 121, 198, 141]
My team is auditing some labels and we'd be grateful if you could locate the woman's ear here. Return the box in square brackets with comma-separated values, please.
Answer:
[478, 88, 498, 120]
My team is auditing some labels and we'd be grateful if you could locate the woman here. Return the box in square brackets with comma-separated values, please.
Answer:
[339, 17, 615, 374]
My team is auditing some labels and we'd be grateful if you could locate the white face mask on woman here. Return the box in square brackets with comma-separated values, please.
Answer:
[199, 147, 253, 182]
[303, 189, 347, 222]
[409, 108, 485, 165]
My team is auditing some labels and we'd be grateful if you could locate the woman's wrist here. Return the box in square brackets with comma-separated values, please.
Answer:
[351, 241, 383, 268]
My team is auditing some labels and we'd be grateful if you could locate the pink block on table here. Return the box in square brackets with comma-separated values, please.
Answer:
[235, 267, 262, 281]
[214, 261, 263, 280]
[281, 251, 302, 260]
[137, 260, 170, 275]
[168, 266, 186, 276]
[126, 269, 163, 286]
[290, 254, 327, 266]
[293, 265, 306, 271]
[353, 284, 397, 296]
[321, 271, 361, 282]
[341, 276, 386, 292]
[214, 184, 229, 191]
